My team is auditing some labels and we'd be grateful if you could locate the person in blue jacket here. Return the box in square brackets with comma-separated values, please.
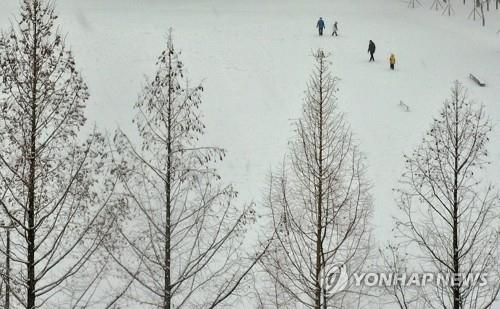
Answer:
[316, 17, 325, 36]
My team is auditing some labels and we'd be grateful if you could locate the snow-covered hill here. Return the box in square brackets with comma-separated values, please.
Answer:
[1, 0, 499, 307]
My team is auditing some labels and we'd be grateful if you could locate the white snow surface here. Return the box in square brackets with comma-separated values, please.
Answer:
[1, 0, 499, 307]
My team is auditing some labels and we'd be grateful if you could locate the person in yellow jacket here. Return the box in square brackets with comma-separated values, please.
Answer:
[389, 54, 396, 70]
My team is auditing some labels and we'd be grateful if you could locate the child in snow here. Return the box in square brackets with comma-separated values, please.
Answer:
[316, 17, 325, 36]
[389, 54, 396, 70]
[368, 40, 376, 62]
[332, 21, 338, 36]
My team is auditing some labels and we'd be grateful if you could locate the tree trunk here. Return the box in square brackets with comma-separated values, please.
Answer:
[452, 105, 461, 309]
[27, 2, 39, 308]
[163, 49, 173, 309]
[5, 229, 10, 309]
[314, 55, 324, 309]
[480, 2, 486, 25]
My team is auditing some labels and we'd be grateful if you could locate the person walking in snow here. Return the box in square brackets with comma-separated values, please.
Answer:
[317, 17, 325, 36]
[368, 40, 376, 62]
[332, 21, 338, 36]
[389, 53, 396, 70]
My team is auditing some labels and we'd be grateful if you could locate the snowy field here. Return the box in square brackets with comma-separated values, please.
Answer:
[1, 0, 499, 307]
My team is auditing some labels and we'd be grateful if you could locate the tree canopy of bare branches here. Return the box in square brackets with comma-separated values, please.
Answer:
[394, 81, 500, 309]
[109, 30, 263, 309]
[259, 50, 373, 309]
[0, 0, 120, 308]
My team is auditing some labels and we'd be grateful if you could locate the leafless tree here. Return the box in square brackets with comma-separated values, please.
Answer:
[109, 30, 266, 309]
[0, 0, 121, 308]
[408, 0, 423, 9]
[259, 50, 373, 309]
[394, 81, 500, 309]
[378, 244, 425, 309]
[467, 0, 487, 25]
[430, 0, 444, 12]
[442, 0, 455, 15]
[479, 0, 486, 26]
[425, 0, 493, 25]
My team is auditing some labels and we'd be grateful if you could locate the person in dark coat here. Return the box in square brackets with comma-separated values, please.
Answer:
[368, 40, 376, 62]
[316, 17, 325, 36]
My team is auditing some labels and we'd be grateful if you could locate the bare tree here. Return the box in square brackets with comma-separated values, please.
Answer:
[254, 230, 300, 309]
[479, 0, 486, 26]
[394, 81, 500, 309]
[430, 0, 444, 11]
[442, 0, 455, 15]
[109, 30, 265, 309]
[467, 0, 487, 25]
[408, 0, 423, 9]
[379, 244, 425, 309]
[259, 50, 373, 309]
[0, 0, 121, 308]
[426, 0, 493, 25]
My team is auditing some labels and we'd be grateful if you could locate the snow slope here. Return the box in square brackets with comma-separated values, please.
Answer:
[0, 0, 499, 307]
